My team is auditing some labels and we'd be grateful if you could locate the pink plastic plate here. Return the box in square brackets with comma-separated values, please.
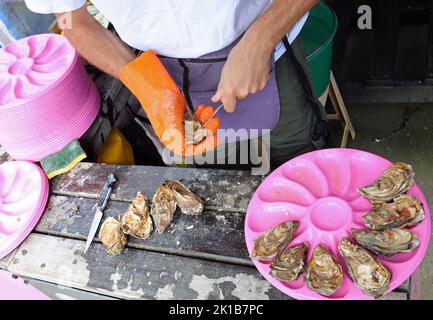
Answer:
[245, 149, 431, 300]
[0, 271, 49, 300]
[0, 161, 49, 260]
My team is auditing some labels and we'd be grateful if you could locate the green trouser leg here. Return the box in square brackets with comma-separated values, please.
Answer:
[270, 37, 322, 169]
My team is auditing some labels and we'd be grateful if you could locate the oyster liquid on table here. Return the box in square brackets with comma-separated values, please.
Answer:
[150, 183, 177, 233]
[338, 237, 391, 298]
[270, 243, 308, 282]
[251, 221, 299, 261]
[165, 180, 204, 215]
[305, 245, 343, 296]
[363, 195, 425, 230]
[118, 192, 153, 239]
[351, 228, 419, 256]
[184, 111, 207, 145]
[99, 217, 128, 256]
[358, 162, 415, 203]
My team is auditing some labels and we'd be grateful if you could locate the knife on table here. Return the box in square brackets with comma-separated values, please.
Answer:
[84, 173, 117, 254]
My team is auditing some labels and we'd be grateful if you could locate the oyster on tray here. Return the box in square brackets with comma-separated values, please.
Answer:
[118, 192, 153, 239]
[351, 228, 419, 256]
[99, 217, 128, 256]
[251, 221, 299, 261]
[270, 243, 308, 282]
[165, 180, 204, 215]
[150, 183, 177, 233]
[358, 162, 415, 203]
[363, 195, 425, 230]
[305, 245, 343, 296]
[338, 237, 391, 298]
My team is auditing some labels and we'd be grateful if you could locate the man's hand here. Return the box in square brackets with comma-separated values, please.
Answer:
[212, 0, 319, 113]
[211, 38, 272, 113]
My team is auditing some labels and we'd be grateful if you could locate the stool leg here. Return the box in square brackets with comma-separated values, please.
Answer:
[329, 72, 356, 140]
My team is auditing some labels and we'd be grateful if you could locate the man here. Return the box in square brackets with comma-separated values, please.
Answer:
[25, 0, 328, 168]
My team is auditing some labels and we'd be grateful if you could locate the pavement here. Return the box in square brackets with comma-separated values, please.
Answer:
[331, 102, 433, 299]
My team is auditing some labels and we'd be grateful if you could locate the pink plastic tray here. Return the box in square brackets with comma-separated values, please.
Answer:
[245, 149, 431, 300]
[0, 271, 49, 300]
[0, 34, 100, 161]
[0, 161, 49, 260]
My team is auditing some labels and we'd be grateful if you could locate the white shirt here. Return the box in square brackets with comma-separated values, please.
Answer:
[25, 0, 307, 60]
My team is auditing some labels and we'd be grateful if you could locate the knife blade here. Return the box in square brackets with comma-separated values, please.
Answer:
[201, 103, 224, 129]
[84, 173, 117, 254]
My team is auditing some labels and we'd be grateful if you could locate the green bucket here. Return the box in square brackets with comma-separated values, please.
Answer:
[300, 2, 338, 98]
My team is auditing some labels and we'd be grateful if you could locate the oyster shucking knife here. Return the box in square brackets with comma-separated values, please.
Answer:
[84, 173, 117, 254]
[201, 103, 224, 129]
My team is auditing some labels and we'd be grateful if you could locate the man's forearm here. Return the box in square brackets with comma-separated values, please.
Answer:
[58, 6, 135, 78]
[243, 0, 319, 55]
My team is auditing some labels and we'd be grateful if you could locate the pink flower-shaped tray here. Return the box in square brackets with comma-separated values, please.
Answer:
[245, 149, 431, 300]
[0, 161, 49, 260]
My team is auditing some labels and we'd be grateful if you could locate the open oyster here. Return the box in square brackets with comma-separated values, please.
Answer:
[338, 237, 391, 298]
[358, 162, 415, 203]
[351, 228, 419, 256]
[165, 180, 204, 215]
[118, 192, 153, 239]
[184, 111, 207, 145]
[270, 243, 308, 282]
[99, 217, 128, 256]
[150, 183, 177, 233]
[305, 245, 343, 296]
[363, 195, 425, 230]
[251, 221, 299, 261]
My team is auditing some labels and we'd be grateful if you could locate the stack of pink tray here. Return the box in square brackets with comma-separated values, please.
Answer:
[0, 34, 99, 162]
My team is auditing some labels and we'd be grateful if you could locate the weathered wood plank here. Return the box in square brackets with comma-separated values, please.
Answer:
[7, 234, 289, 300]
[0, 249, 17, 269]
[378, 291, 408, 300]
[36, 195, 413, 293]
[24, 278, 116, 300]
[408, 267, 422, 300]
[53, 163, 263, 212]
[36, 196, 251, 266]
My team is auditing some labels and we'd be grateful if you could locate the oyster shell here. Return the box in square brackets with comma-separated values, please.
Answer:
[184, 111, 207, 145]
[165, 180, 204, 215]
[351, 228, 419, 256]
[363, 195, 425, 230]
[251, 221, 299, 261]
[118, 192, 153, 239]
[150, 183, 177, 233]
[305, 245, 343, 296]
[338, 237, 391, 298]
[270, 243, 308, 282]
[358, 162, 415, 203]
[99, 217, 128, 256]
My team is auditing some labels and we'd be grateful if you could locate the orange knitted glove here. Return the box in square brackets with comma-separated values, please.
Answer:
[119, 51, 219, 156]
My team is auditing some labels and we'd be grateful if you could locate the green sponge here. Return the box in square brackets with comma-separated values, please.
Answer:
[40, 140, 87, 179]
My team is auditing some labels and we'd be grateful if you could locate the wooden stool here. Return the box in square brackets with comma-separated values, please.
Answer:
[319, 71, 356, 147]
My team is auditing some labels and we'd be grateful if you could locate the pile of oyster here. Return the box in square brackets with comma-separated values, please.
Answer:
[99, 180, 204, 255]
[251, 162, 425, 298]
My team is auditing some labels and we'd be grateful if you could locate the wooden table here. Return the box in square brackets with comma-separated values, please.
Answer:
[0, 159, 414, 300]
